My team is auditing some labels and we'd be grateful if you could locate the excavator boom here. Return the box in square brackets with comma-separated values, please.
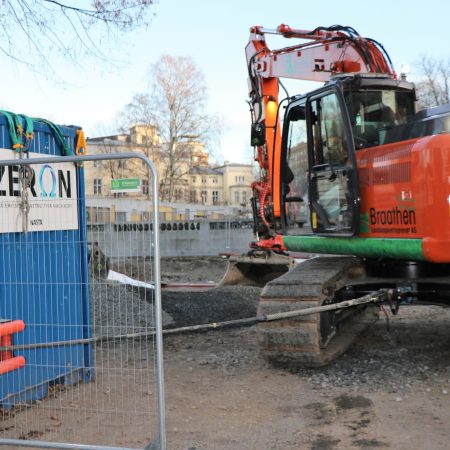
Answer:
[247, 24, 395, 83]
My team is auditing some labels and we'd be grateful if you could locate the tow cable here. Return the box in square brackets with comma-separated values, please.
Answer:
[1, 289, 399, 352]
[161, 288, 396, 335]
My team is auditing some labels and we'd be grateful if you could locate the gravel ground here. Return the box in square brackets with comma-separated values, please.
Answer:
[108, 256, 229, 285]
[160, 285, 450, 395]
[297, 305, 450, 393]
[92, 258, 450, 397]
[89, 278, 259, 338]
[160, 286, 260, 327]
[90, 278, 175, 337]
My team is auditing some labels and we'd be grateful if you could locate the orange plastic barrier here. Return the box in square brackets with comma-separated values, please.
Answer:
[0, 320, 26, 374]
[0, 335, 12, 360]
[0, 356, 25, 375]
[0, 320, 25, 337]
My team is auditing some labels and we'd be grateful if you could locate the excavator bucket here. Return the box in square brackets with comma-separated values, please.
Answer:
[219, 250, 296, 287]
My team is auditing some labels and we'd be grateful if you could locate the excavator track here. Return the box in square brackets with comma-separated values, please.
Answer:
[257, 256, 379, 368]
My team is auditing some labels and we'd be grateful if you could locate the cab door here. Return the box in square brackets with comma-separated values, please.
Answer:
[307, 89, 359, 236]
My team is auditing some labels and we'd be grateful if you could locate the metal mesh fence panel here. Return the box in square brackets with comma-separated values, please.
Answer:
[0, 155, 165, 450]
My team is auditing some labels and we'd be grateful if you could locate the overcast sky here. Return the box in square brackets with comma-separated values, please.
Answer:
[0, 0, 448, 164]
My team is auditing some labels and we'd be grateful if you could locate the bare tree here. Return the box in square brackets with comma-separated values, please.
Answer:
[121, 55, 219, 202]
[415, 55, 450, 108]
[0, 1, 156, 75]
[97, 141, 125, 181]
[118, 94, 161, 198]
[120, 93, 161, 160]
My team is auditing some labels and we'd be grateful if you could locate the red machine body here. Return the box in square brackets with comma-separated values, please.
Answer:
[357, 133, 450, 262]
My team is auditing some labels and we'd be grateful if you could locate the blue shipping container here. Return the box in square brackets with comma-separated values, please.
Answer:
[0, 115, 93, 408]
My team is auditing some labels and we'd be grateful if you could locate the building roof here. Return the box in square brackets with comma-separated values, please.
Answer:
[214, 162, 253, 169]
[88, 134, 128, 142]
[87, 137, 149, 148]
[189, 166, 223, 175]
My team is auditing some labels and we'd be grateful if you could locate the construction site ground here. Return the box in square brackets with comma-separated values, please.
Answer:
[162, 306, 450, 450]
[3, 257, 450, 450]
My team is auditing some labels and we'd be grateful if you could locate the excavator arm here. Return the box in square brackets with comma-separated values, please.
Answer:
[246, 24, 395, 233]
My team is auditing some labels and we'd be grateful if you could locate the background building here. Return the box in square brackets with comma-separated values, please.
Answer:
[85, 126, 254, 222]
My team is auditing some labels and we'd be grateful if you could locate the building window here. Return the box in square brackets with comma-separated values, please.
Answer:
[212, 190, 219, 205]
[93, 179, 102, 195]
[242, 191, 247, 204]
[201, 176, 207, 184]
[235, 175, 245, 184]
[88, 207, 110, 223]
[212, 177, 218, 184]
[191, 176, 196, 183]
[118, 160, 126, 169]
[142, 179, 149, 195]
[175, 188, 183, 201]
[116, 211, 126, 223]
[93, 160, 102, 168]
[189, 190, 197, 203]
[201, 190, 208, 204]
[234, 191, 240, 204]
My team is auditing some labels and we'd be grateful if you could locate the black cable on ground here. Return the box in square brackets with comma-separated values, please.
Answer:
[2, 289, 392, 351]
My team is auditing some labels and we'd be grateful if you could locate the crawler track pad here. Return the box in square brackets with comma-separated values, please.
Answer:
[257, 257, 379, 368]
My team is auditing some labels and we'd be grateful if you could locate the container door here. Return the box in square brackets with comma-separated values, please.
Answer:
[307, 89, 359, 236]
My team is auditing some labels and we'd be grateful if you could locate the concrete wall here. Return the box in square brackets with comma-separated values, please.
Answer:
[86, 198, 253, 222]
[88, 220, 254, 258]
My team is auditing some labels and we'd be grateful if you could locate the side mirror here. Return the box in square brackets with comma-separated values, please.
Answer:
[290, 106, 305, 121]
[250, 123, 265, 146]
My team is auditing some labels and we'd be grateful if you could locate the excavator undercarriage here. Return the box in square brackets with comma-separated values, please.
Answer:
[257, 257, 376, 367]
[222, 254, 450, 368]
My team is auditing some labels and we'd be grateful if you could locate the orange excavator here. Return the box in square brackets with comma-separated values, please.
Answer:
[223, 24, 450, 366]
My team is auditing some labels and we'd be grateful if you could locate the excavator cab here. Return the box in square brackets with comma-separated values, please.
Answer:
[281, 76, 416, 238]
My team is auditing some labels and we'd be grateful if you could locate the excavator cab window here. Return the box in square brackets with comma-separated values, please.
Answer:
[314, 94, 349, 166]
[281, 101, 311, 232]
[345, 89, 415, 149]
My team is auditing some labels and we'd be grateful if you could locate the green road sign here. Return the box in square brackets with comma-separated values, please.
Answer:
[111, 178, 141, 193]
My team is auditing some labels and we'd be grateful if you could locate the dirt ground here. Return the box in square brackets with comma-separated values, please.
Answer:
[162, 306, 450, 450]
[2, 258, 450, 449]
